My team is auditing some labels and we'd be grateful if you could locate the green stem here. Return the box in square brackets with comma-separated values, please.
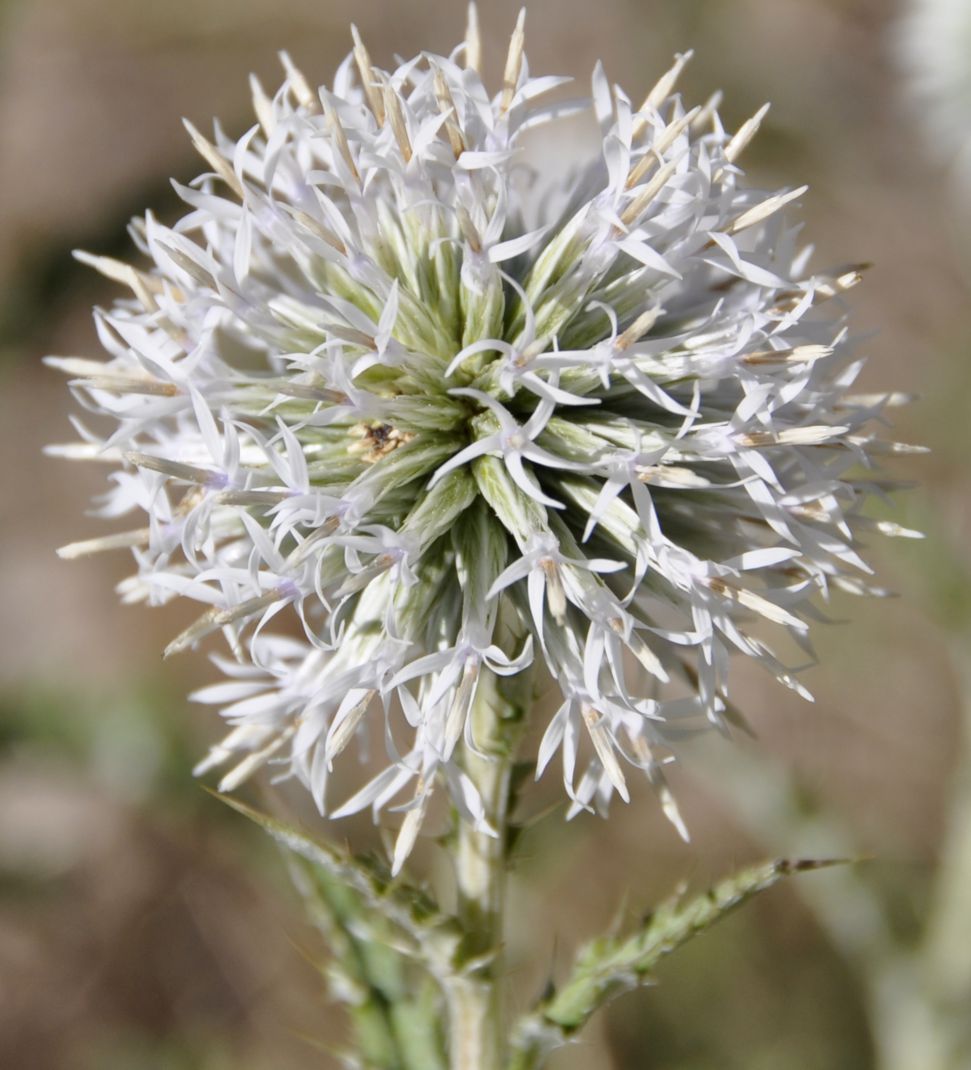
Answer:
[447, 618, 532, 1070]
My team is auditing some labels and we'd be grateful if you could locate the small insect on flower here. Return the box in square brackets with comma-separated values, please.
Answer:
[50, 5, 918, 870]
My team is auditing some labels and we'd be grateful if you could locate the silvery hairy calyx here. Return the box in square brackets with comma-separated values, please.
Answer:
[51, 7, 915, 1068]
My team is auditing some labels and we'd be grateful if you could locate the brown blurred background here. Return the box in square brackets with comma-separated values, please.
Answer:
[0, 0, 967, 1067]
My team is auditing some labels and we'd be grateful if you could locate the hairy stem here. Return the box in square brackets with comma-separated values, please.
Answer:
[447, 617, 532, 1070]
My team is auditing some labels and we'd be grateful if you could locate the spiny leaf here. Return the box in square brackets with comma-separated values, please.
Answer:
[507, 858, 844, 1069]
[207, 791, 462, 974]
[293, 857, 448, 1070]
[291, 859, 404, 1068]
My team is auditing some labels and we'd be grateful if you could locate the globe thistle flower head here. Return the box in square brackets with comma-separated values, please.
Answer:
[51, 7, 915, 868]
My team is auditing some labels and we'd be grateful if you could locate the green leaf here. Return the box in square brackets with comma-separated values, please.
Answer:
[507, 858, 843, 1070]
[207, 792, 462, 975]
[212, 793, 453, 1069]
[292, 858, 446, 1070]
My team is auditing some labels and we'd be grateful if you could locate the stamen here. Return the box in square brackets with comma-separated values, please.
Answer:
[626, 107, 698, 190]
[770, 264, 868, 312]
[57, 528, 151, 559]
[727, 186, 808, 235]
[501, 8, 526, 113]
[392, 775, 430, 875]
[628, 733, 688, 841]
[249, 74, 275, 137]
[456, 205, 483, 252]
[325, 690, 376, 763]
[581, 704, 630, 802]
[165, 586, 296, 658]
[183, 119, 245, 198]
[615, 306, 663, 350]
[217, 724, 297, 793]
[690, 90, 723, 134]
[322, 96, 361, 184]
[434, 69, 467, 158]
[280, 206, 347, 254]
[540, 557, 567, 623]
[351, 25, 386, 124]
[632, 51, 694, 140]
[704, 576, 806, 630]
[739, 425, 848, 447]
[72, 250, 160, 311]
[465, 2, 482, 73]
[383, 82, 413, 163]
[279, 51, 320, 113]
[124, 451, 223, 485]
[620, 151, 685, 227]
[741, 344, 832, 366]
[722, 102, 771, 165]
[70, 375, 180, 397]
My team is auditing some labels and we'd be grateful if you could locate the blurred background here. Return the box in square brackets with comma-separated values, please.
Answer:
[0, 0, 967, 1067]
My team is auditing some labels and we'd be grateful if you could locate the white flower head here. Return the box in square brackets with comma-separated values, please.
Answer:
[51, 7, 917, 868]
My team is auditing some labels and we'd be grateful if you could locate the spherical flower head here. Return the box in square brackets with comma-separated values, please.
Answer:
[51, 8, 917, 868]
